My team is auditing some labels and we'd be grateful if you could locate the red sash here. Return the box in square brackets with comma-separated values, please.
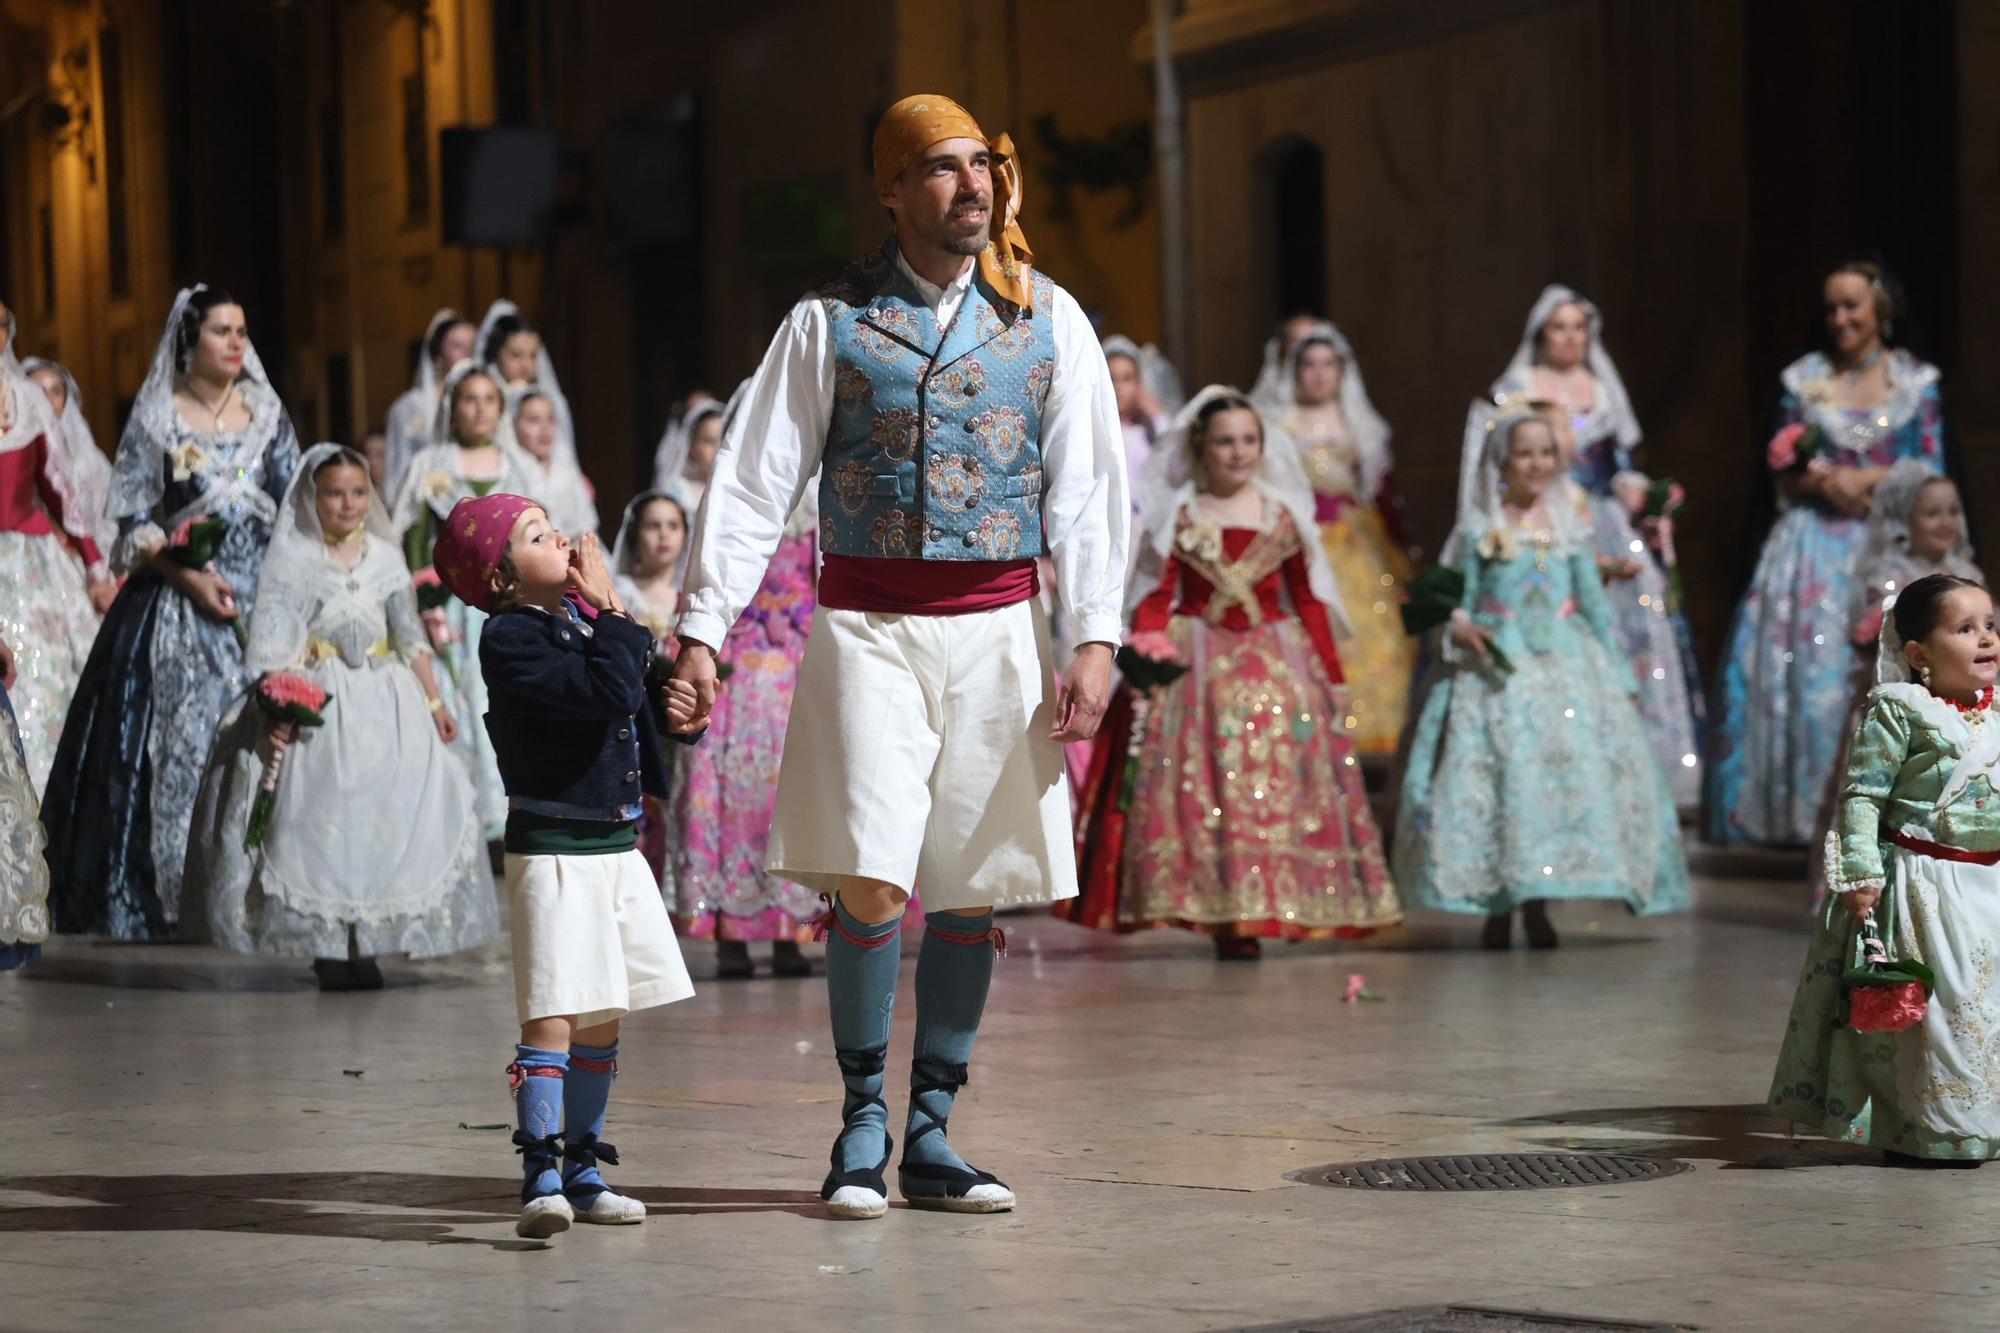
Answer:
[1890, 829, 2000, 866]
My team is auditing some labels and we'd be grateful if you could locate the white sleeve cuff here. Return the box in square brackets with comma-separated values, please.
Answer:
[675, 611, 726, 653]
[1075, 613, 1124, 649]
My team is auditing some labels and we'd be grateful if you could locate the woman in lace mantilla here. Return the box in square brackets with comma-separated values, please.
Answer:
[43, 287, 299, 940]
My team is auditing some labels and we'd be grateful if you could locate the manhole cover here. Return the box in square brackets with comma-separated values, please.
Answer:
[1289, 1153, 1692, 1191]
[1238, 1306, 1699, 1331]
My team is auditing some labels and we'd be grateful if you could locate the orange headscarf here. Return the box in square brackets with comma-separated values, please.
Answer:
[872, 93, 1035, 312]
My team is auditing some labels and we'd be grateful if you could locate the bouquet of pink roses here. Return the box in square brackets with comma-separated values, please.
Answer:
[1766, 422, 1826, 473]
[1116, 629, 1187, 693]
[244, 672, 331, 850]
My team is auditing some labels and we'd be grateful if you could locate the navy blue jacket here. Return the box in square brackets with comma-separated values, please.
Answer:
[480, 599, 693, 811]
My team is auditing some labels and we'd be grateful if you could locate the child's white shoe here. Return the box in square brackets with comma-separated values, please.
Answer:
[516, 1193, 574, 1238]
[572, 1189, 647, 1225]
[824, 1184, 889, 1220]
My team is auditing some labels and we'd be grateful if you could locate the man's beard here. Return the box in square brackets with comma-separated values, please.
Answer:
[933, 194, 992, 256]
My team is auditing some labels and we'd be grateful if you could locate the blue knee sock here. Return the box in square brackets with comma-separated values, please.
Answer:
[508, 1044, 569, 1203]
[562, 1042, 619, 1207]
[821, 898, 902, 1195]
[902, 911, 1000, 1179]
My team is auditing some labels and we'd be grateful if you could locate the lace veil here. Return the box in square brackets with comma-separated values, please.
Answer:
[475, 299, 578, 470]
[1129, 383, 1344, 629]
[108, 285, 281, 525]
[249, 442, 400, 675]
[3, 312, 113, 575]
[1490, 284, 1641, 451]
[1250, 318, 1393, 500]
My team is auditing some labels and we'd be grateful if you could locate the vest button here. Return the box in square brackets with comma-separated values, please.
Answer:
[964, 420, 977, 433]
[963, 532, 978, 547]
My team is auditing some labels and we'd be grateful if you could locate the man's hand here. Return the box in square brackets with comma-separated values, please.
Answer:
[670, 639, 719, 732]
[1051, 642, 1114, 743]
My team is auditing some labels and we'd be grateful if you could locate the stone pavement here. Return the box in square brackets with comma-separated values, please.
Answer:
[2, 848, 1995, 1332]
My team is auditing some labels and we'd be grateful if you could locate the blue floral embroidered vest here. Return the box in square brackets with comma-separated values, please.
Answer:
[816, 240, 1058, 561]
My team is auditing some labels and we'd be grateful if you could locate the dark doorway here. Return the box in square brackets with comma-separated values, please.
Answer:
[1262, 137, 1328, 329]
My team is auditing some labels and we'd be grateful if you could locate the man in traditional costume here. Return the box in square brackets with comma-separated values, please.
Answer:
[673, 94, 1127, 1219]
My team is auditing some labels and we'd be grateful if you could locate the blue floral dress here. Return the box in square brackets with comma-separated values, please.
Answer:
[1705, 351, 1944, 846]
[43, 388, 299, 938]
[1394, 513, 1690, 915]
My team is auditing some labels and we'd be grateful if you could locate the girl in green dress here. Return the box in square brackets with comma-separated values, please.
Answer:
[1771, 572, 2000, 1163]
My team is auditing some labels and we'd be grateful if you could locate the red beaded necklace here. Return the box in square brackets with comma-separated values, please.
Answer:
[1944, 685, 1995, 715]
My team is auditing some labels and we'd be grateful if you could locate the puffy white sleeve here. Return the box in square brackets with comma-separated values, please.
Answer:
[676, 301, 834, 650]
[1040, 287, 1131, 647]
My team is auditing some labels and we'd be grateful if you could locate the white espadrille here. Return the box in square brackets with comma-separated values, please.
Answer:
[904, 1180, 1014, 1213]
[572, 1190, 647, 1225]
[516, 1193, 575, 1239]
[824, 1184, 889, 1220]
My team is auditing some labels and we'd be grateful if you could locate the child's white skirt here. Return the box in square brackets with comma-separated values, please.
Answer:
[507, 849, 694, 1027]
[1887, 830, 2000, 1139]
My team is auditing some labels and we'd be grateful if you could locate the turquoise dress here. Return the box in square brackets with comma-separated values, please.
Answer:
[1394, 514, 1691, 915]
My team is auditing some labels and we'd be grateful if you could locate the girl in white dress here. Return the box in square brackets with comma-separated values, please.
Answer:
[185, 445, 499, 987]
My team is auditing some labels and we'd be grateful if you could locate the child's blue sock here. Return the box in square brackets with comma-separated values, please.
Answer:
[820, 897, 902, 1198]
[508, 1044, 568, 1203]
[901, 911, 1003, 1190]
[562, 1042, 619, 1208]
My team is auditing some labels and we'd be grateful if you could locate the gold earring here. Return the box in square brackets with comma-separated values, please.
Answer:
[1919, 664, 1934, 688]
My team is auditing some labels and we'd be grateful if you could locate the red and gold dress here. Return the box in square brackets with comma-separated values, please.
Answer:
[1064, 506, 1401, 939]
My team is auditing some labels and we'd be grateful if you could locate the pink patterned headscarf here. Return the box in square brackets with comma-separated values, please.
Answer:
[433, 492, 539, 610]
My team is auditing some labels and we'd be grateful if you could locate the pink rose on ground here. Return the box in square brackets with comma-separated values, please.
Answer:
[1767, 422, 1807, 471]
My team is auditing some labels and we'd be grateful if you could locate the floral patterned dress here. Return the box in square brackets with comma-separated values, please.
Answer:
[1394, 512, 1690, 915]
[1066, 502, 1400, 938]
[1770, 684, 2000, 1160]
[1706, 351, 1944, 846]
[662, 532, 821, 940]
[43, 393, 299, 938]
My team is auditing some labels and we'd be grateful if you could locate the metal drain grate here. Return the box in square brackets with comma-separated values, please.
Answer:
[1237, 1305, 1700, 1331]
[1289, 1153, 1692, 1191]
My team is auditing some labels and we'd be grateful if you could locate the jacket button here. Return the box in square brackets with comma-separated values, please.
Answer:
[624, 770, 638, 783]
[559, 630, 571, 642]
[617, 727, 631, 741]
